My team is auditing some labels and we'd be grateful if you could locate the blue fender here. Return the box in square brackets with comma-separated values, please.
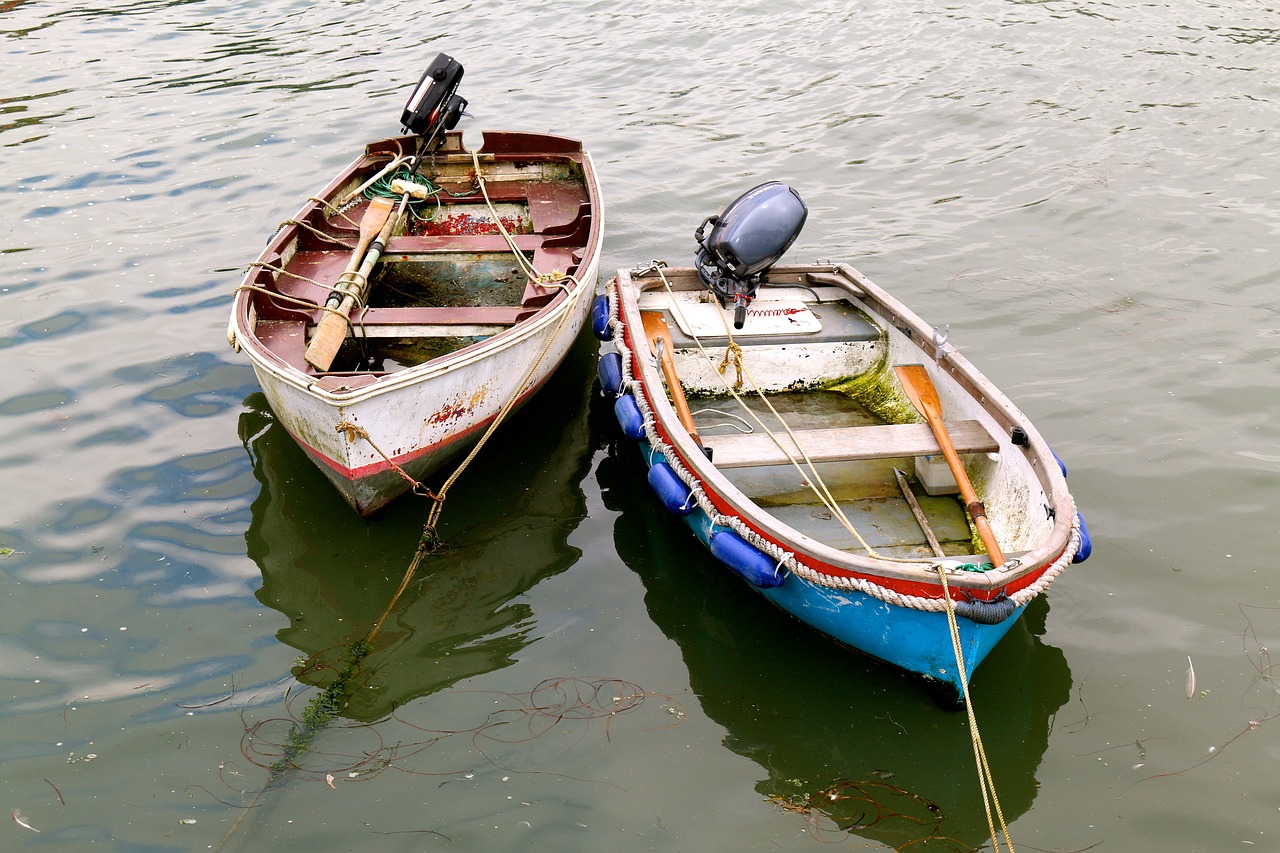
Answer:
[613, 393, 646, 440]
[597, 351, 623, 396]
[1074, 512, 1092, 563]
[647, 460, 695, 516]
[590, 294, 612, 341]
[710, 529, 785, 588]
[1048, 446, 1092, 562]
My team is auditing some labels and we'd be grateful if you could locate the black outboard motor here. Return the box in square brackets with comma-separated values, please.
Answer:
[694, 182, 807, 328]
[401, 53, 468, 148]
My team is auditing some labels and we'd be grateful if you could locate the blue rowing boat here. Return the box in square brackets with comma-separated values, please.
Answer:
[594, 184, 1090, 702]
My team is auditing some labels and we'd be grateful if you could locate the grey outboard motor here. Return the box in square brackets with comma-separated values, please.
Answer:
[694, 182, 807, 328]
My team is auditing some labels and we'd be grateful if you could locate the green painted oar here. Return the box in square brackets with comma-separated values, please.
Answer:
[894, 364, 1005, 567]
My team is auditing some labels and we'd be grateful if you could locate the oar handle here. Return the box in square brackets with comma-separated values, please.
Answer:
[931, 416, 1005, 566]
[641, 311, 701, 445]
[304, 197, 401, 372]
[658, 340, 701, 444]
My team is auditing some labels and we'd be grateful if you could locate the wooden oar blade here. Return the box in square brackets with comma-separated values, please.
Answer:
[305, 309, 352, 371]
[893, 363, 1005, 567]
[894, 364, 940, 421]
[640, 311, 670, 353]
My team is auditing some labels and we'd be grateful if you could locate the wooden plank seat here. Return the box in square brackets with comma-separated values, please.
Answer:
[381, 234, 544, 256]
[524, 245, 584, 307]
[526, 182, 590, 234]
[377, 234, 586, 309]
[346, 305, 532, 337]
[700, 420, 999, 469]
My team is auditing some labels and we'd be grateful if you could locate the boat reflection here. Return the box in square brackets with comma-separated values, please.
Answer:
[239, 335, 596, 723]
[598, 442, 1072, 851]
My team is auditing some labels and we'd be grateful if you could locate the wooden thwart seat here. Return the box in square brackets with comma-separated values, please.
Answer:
[700, 420, 999, 469]
[345, 305, 531, 337]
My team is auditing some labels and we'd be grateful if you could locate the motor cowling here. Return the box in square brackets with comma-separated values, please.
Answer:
[401, 53, 467, 144]
[695, 182, 807, 328]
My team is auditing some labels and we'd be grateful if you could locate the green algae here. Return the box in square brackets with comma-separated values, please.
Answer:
[821, 352, 918, 426]
[272, 639, 373, 773]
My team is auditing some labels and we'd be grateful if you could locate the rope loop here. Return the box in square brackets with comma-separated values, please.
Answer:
[717, 341, 745, 391]
[335, 421, 369, 443]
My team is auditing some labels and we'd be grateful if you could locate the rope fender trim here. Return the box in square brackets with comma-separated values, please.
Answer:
[606, 276, 1080, 618]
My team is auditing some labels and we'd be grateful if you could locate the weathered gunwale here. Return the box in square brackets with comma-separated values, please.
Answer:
[233, 129, 602, 405]
[613, 263, 1076, 598]
[229, 129, 604, 514]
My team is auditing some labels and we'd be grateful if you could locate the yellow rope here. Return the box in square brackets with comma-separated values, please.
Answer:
[331, 154, 414, 210]
[422, 285, 581, 538]
[234, 278, 366, 326]
[334, 421, 427, 494]
[936, 565, 1015, 852]
[644, 266, 1014, 847]
[470, 149, 575, 295]
[651, 266, 878, 555]
[718, 341, 744, 390]
[279, 218, 357, 249]
[355, 149, 586, 543]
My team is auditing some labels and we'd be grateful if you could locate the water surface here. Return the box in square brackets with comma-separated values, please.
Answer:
[2, 1, 1278, 850]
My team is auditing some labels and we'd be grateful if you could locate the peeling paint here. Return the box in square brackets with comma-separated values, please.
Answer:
[415, 211, 530, 237]
[424, 382, 491, 426]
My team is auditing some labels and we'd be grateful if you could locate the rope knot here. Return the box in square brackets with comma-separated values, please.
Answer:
[335, 421, 370, 443]
[718, 341, 745, 390]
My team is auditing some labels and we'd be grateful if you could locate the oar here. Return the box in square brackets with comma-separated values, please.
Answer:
[894, 467, 946, 558]
[641, 311, 701, 445]
[894, 364, 1005, 567]
[304, 196, 397, 371]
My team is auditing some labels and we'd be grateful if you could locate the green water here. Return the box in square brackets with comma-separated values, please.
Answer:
[2, 1, 1279, 850]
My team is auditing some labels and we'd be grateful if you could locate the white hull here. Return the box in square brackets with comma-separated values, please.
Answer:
[231, 131, 603, 514]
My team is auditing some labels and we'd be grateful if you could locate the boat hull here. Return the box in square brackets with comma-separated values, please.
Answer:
[250, 293, 592, 514]
[232, 130, 603, 514]
[604, 263, 1086, 701]
[637, 438, 1023, 699]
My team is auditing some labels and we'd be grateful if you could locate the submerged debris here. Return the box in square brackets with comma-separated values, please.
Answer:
[11, 809, 40, 833]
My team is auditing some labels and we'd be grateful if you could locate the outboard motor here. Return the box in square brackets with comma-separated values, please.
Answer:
[401, 53, 468, 148]
[694, 182, 807, 328]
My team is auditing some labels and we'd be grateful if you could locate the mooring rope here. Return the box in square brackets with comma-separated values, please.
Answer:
[350, 147, 586, 548]
[647, 262, 879, 556]
[937, 564, 1016, 852]
[220, 143, 590, 853]
[468, 148, 575, 294]
[420, 283, 583, 540]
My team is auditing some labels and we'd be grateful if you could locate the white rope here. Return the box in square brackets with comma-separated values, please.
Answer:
[649, 265, 880, 554]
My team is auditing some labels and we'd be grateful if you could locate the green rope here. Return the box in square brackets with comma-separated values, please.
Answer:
[362, 168, 473, 223]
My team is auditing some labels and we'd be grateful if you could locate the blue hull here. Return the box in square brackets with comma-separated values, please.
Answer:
[601, 263, 1087, 705]
[638, 441, 1023, 701]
